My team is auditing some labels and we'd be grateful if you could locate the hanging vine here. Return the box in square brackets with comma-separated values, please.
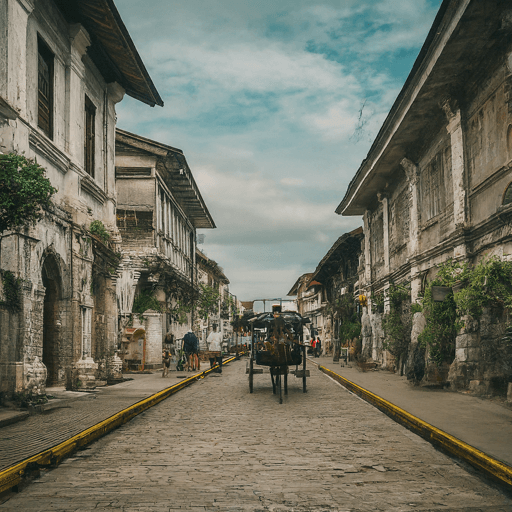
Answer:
[382, 283, 411, 362]
[0, 270, 22, 312]
[418, 260, 463, 367]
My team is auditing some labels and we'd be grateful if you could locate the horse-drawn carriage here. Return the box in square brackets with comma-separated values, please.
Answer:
[246, 307, 311, 403]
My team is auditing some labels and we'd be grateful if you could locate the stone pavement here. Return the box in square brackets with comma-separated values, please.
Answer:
[312, 356, 512, 468]
[1, 359, 511, 511]
[0, 369, 204, 472]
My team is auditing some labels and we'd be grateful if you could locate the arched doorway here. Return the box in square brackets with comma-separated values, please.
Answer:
[42, 255, 61, 385]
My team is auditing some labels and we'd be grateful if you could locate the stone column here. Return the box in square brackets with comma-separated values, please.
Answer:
[377, 193, 390, 276]
[363, 210, 372, 288]
[401, 157, 423, 303]
[67, 25, 91, 162]
[4, 0, 34, 115]
[143, 310, 163, 368]
[442, 99, 468, 258]
[75, 305, 98, 389]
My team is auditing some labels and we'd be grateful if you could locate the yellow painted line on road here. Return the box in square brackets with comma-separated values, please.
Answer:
[316, 363, 512, 489]
[0, 355, 239, 494]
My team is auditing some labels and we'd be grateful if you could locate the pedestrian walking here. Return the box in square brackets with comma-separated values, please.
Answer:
[207, 327, 223, 373]
[183, 330, 200, 371]
[162, 351, 171, 377]
[311, 337, 316, 356]
[315, 337, 321, 358]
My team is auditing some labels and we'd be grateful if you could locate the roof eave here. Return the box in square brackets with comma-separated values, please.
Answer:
[337, 0, 457, 216]
[55, 0, 163, 108]
[115, 129, 215, 229]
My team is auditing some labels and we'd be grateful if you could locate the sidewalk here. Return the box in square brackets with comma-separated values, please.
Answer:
[0, 367, 207, 473]
[312, 355, 512, 468]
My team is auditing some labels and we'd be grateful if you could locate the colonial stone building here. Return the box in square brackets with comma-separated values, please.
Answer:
[307, 227, 364, 356]
[287, 273, 316, 340]
[195, 248, 232, 351]
[114, 129, 215, 369]
[337, 0, 512, 392]
[0, 0, 162, 395]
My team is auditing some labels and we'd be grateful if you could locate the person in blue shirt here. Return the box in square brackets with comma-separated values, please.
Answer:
[183, 330, 200, 371]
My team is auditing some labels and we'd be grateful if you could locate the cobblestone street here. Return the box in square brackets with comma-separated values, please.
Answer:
[1, 360, 511, 512]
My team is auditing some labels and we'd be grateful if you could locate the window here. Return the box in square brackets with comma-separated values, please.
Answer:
[420, 146, 452, 222]
[503, 182, 512, 206]
[84, 95, 96, 177]
[37, 37, 53, 138]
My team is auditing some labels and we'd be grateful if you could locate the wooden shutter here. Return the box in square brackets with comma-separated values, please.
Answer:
[38, 38, 53, 138]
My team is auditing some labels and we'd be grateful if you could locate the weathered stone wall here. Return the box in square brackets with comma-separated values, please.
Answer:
[0, 0, 124, 394]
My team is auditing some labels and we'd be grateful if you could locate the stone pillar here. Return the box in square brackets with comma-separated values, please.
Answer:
[401, 158, 420, 260]
[67, 24, 90, 162]
[442, 99, 468, 258]
[363, 210, 372, 287]
[377, 193, 390, 276]
[24, 356, 47, 396]
[143, 310, 163, 368]
[75, 305, 98, 389]
[448, 315, 480, 390]
[4, 0, 34, 115]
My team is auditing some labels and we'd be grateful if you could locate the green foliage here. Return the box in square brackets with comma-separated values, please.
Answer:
[196, 284, 220, 321]
[410, 303, 423, 315]
[387, 283, 410, 309]
[12, 391, 48, 407]
[335, 294, 361, 345]
[371, 291, 384, 313]
[0, 270, 22, 312]
[89, 220, 110, 243]
[418, 260, 461, 366]
[454, 256, 512, 319]
[221, 295, 237, 319]
[132, 289, 162, 317]
[0, 153, 57, 234]
[382, 283, 411, 359]
[339, 315, 361, 345]
[169, 298, 193, 325]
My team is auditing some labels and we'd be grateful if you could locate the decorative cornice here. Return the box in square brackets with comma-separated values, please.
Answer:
[16, 0, 35, 15]
[0, 96, 18, 120]
[69, 24, 91, 57]
[80, 175, 106, 205]
[400, 157, 419, 184]
[469, 160, 512, 199]
[107, 82, 125, 104]
[29, 128, 70, 174]
[377, 192, 388, 203]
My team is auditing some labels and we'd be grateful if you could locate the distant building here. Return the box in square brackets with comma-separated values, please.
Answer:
[195, 249, 232, 350]
[307, 228, 364, 355]
[114, 129, 215, 369]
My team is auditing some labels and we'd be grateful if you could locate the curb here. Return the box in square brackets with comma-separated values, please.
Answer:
[0, 355, 239, 494]
[315, 363, 512, 490]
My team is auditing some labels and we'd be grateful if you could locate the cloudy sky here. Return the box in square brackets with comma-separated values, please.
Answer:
[115, 0, 443, 301]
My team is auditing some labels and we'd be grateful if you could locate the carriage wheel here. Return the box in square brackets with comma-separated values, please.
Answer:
[249, 357, 254, 393]
[302, 345, 307, 393]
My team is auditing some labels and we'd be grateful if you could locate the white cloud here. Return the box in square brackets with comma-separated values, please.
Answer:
[115, 0, 441, 298]
[280, 177, 303, 186]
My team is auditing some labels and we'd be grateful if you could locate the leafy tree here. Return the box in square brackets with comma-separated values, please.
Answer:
[0, 153, 56, 234]
[196, 284, 220, 321]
